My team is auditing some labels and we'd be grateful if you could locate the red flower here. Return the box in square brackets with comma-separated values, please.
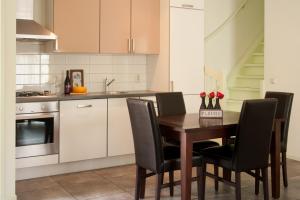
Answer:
[200, 92, 206, 98]
[217, 91, 224, 99]
[208, 92, 215, 99]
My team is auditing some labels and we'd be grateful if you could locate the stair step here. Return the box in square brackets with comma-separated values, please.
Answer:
[251, 53, 264, 64]
[229, 87, 261, 100]
[244, 63, 264, 67]
[229, 87, 260, 91]
[236, 75, 264, 79]
[253, 53, 264, 56]
[233, 76, 263, 88]
[241, 64, 264, 76]
[225, 99, 243, 112]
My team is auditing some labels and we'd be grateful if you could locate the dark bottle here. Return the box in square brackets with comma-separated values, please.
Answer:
[64, 70, 71, 95]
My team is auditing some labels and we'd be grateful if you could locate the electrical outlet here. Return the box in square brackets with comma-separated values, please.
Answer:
[136, 74, 140, 82]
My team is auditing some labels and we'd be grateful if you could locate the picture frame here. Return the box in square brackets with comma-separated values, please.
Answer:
[70, 69, 84, 87]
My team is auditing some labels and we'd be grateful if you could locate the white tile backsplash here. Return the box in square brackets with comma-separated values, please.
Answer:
[16, 54, 148, 93]
[16, 65, 40, 74]
[90, 55, 113, 65]
[66, 55, 90, 65]
[16, 55, 40, 65]
[41, 54, 66, 65]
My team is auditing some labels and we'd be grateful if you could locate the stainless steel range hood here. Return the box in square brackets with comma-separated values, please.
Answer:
[16, 0, 57, 41]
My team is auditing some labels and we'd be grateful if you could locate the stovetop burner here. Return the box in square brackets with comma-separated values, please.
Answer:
[16, 91, 47, 97]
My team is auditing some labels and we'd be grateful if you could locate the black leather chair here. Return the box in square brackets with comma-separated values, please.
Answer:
[127, 98, 202, 200]
[156, 92, 220, 151]
[255, 91, 294, 191]
[198, 99, 277, 200]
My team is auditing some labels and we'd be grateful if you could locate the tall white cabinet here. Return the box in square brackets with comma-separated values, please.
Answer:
[170, 0, 205, 95]
[166, 0, 205, 113]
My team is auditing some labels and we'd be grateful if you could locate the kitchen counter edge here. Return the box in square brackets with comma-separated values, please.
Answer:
[16, 90, 160, 103]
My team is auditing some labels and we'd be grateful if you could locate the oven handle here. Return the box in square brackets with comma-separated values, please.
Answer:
[16, 113, 56, 120]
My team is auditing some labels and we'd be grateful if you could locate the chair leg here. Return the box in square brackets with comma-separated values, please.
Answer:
[282, 152, 288, 187]
[155, 173, 163, 200]
[255, 169, 260, 195]
[262, 167, 269, 200]
[198, 163, 207, 200]
[214, 165, 219, 191]
[135, 166, 146, 200]
[168, 170, 174, 196]
[235, 172, 241, 200]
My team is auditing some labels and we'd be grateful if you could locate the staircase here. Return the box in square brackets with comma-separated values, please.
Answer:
[226, 40, 264, 111]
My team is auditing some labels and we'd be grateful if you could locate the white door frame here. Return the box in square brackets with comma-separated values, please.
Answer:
[0, 0, 17, 199]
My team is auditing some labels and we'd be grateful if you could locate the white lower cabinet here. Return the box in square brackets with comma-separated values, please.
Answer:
[60, 99, 107, 163]
[108, 98, 134, 156]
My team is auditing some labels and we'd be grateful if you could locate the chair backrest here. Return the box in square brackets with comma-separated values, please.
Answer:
[233, 99, 277, 171]
[265, 91, 294, 152]
[156, 92, 186, 116]
[127, 98, 164, 173]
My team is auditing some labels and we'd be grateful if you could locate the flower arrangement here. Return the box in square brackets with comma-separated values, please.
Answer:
[199, 91, 225, 110]
[199, 91, 224, 118]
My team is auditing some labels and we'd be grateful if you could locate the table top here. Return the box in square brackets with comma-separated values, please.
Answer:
[159, 111, 240, 133]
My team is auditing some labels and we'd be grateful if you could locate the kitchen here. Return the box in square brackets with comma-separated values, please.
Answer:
[15, 0, 205, 194]
[1, 0, 300, 200]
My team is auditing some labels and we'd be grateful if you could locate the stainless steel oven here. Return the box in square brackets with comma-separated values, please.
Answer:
[16, 101, 59, 158]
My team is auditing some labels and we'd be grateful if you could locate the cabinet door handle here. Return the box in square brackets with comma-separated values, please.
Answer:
[128, 38, 131, 53]
[132, 38, 135, 53]
[77, 105, 92, 109]
[182, 4, 194, 8]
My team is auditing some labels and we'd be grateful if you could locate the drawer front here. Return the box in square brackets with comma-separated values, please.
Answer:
[170, 0, 204, 10]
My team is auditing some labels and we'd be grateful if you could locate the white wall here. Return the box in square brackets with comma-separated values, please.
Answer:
[204, 0, 264, 76]
[0, 0, 17, 199]
[265, 0, 300, 161]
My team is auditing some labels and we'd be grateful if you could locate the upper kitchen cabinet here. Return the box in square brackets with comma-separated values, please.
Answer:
[53, 0, 100, 53]
[131, 0, 160, 54]
[100, 0, 160, 54]
[100, 0, 131, 54]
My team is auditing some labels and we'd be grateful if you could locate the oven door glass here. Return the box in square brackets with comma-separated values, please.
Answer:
[16, 117, 54, 147]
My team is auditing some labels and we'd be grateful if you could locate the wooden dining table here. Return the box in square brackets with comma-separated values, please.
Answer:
[159, 111, 282, 200]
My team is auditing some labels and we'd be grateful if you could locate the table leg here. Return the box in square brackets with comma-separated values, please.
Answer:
[271, 121, 281, 199]
[181, 132, 193, 200]
[222, 137, 232, 181]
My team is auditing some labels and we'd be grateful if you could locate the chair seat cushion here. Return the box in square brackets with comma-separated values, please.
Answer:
[160, 145, 202, 172]
[199, 144, 235, 170]
[193, 141, 220, 153]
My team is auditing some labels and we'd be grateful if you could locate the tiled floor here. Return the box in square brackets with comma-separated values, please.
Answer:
[16, 159, 300, 200]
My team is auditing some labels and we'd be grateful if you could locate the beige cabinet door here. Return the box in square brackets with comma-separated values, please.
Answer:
[100, 0, 131, 53]
[131, 0, 160, 54]
[54, 0, 100, 53]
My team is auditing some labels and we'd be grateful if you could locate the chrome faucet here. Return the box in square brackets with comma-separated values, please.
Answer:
[104, 77, 115, 92]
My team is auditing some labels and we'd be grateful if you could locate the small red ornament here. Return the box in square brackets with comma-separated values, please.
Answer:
[200, 92, 206, 98]
[217, 91, 224, 99]
[208, 92, 215, 99]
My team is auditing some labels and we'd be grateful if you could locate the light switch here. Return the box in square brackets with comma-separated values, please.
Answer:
[270, 78, 277, 84]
